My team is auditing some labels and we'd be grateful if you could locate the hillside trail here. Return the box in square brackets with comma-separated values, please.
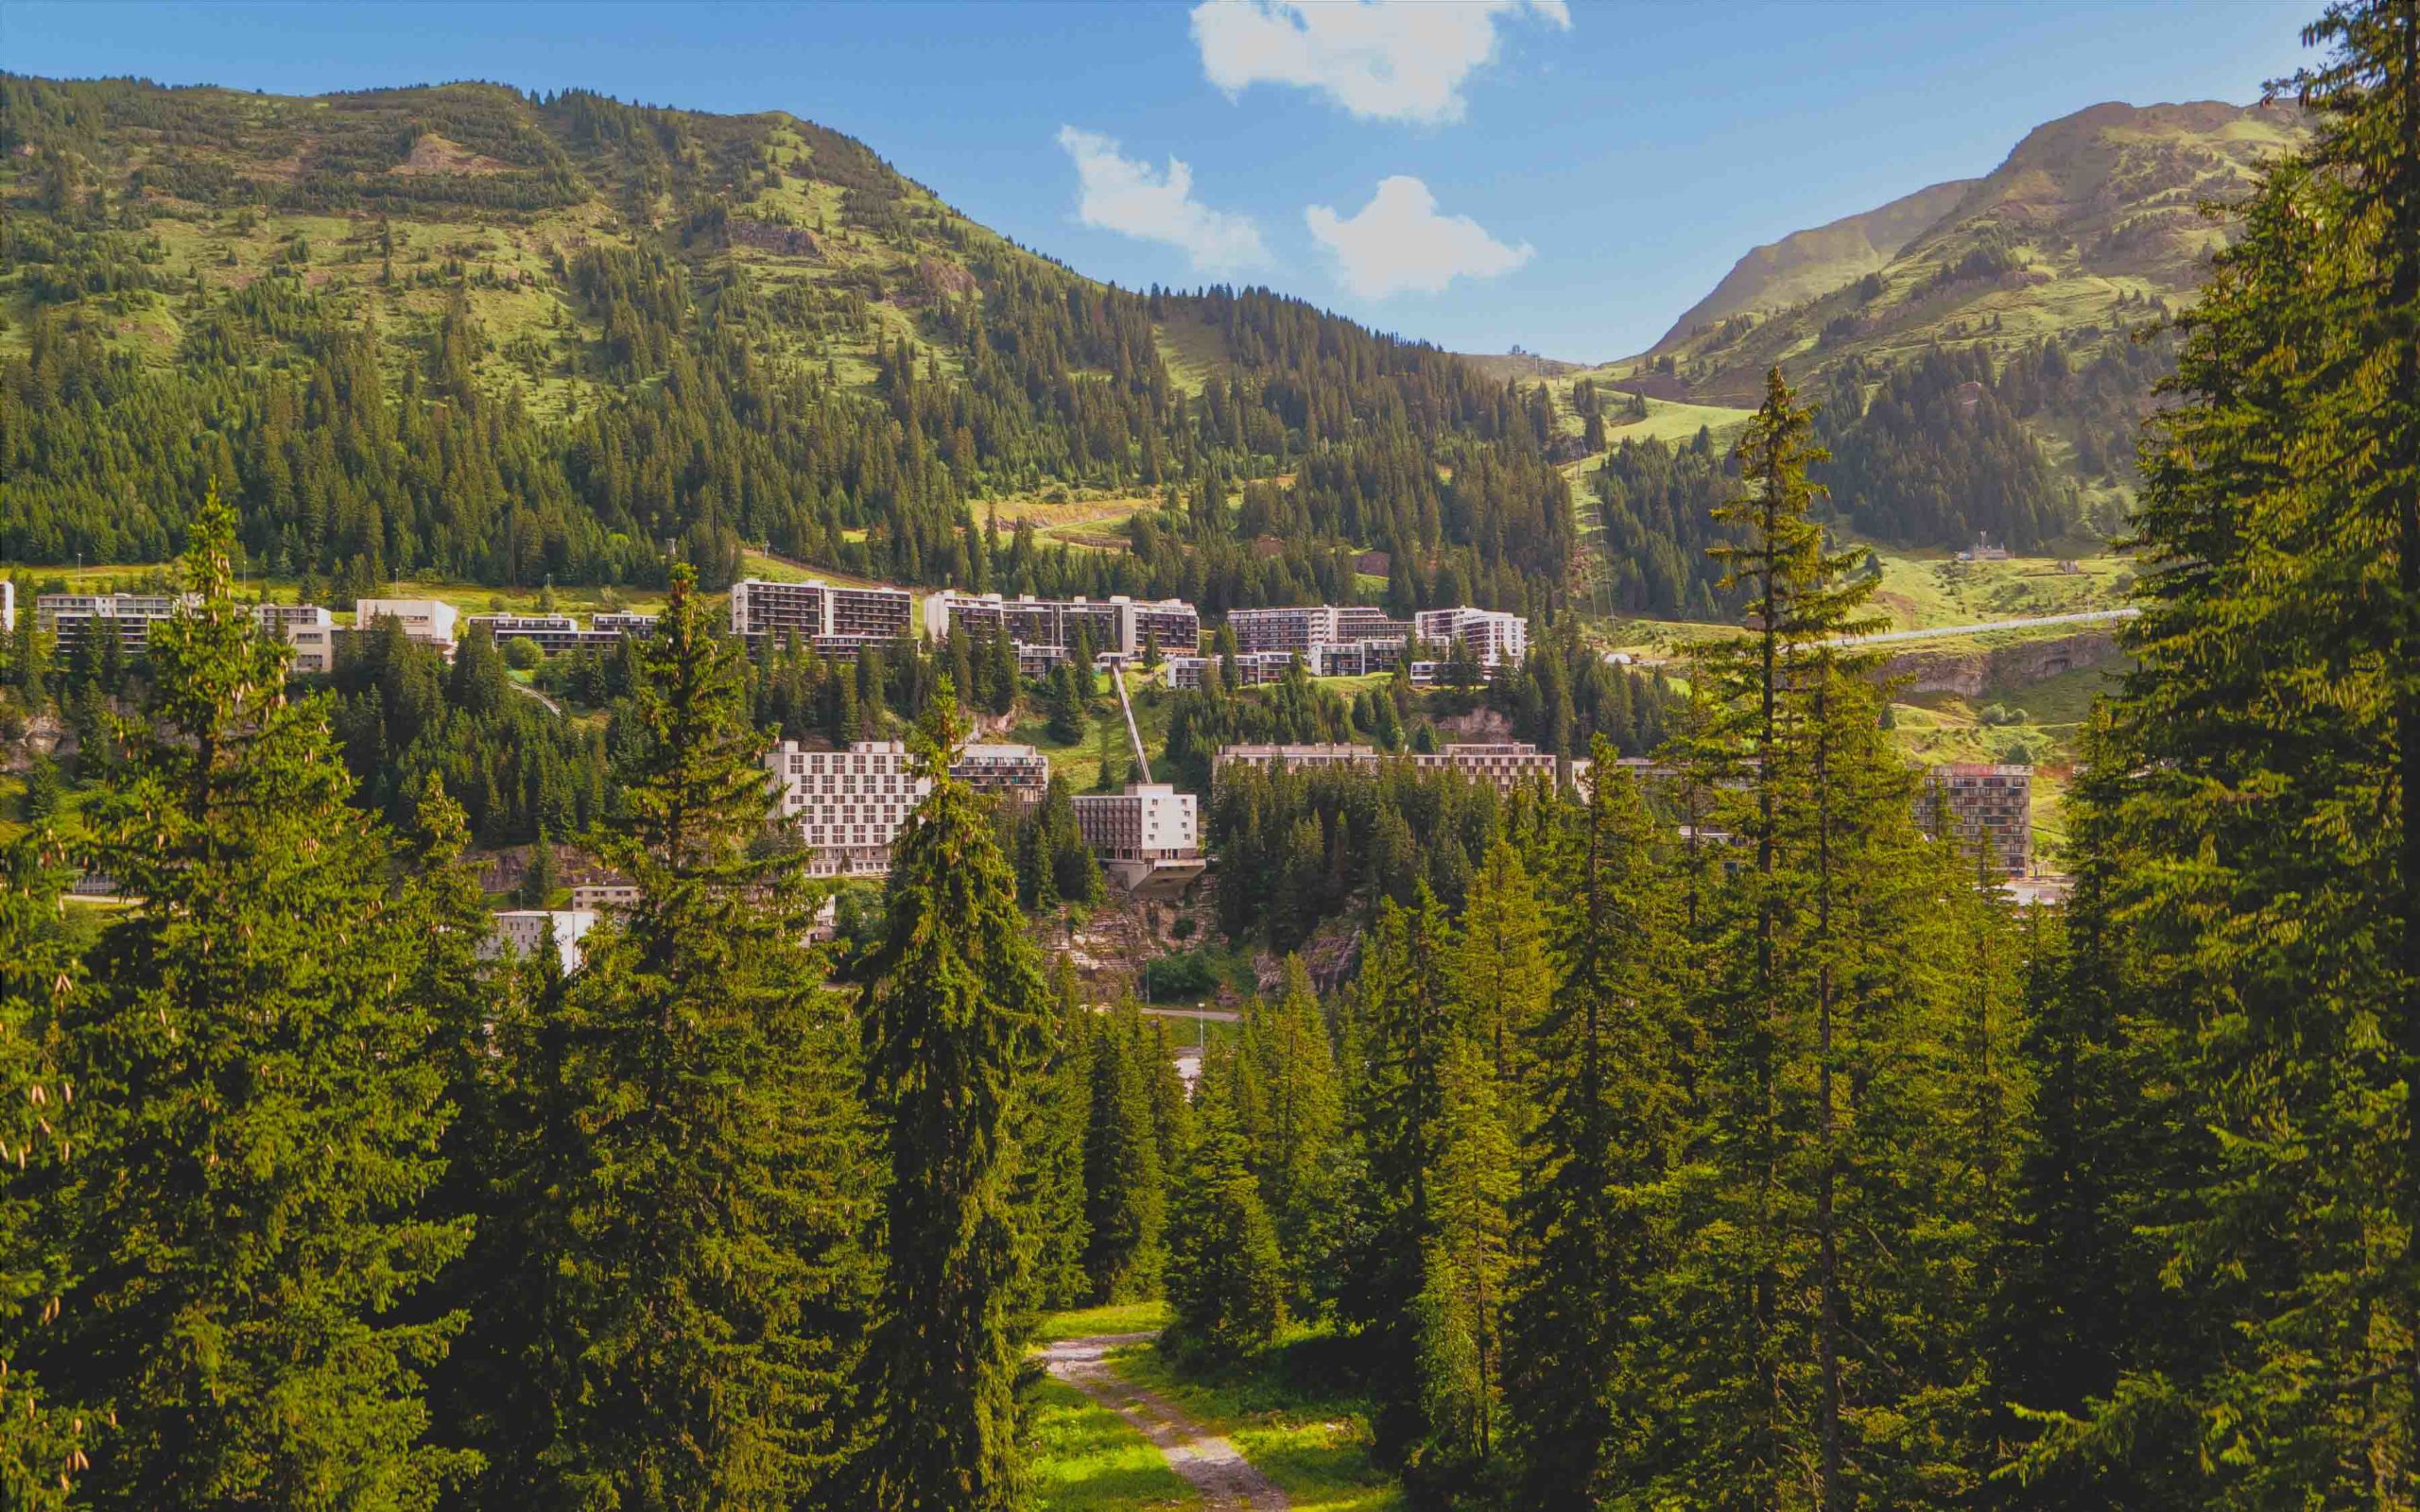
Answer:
[1037, 1332, 1289, 1511]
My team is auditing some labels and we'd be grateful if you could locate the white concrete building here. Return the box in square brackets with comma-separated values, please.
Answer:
[1, 580, 13, 634]
[1166, 650, 1299, 689]
[256, 603, 337, 674]
[486, 909, 599, 971]
[1414, 607, 1528, 668]
[923, 592, 1200, 665]
[1216, 739, 1571, 794]
[354, 598, 460, 656]
[952, 742, 1051, 805]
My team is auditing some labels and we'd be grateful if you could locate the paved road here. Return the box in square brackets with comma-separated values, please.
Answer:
[509, 680, 562, 714]
[1137, 1005, 1242, 1024]
[1038, 1332, 1288, 1511]
[1829, 606, 2139, 648]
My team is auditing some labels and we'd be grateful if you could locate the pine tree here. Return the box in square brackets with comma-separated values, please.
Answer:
[506, 564, 877, 1508]
[1018, 956, 1096, 1313]
[515, 827, 557, 907]
[1414, 1030, 1516, 1485]
[1164, 1042, 1287, 1363]
[858, 680, 1046, 1512]
[43, 494, 474, 1509]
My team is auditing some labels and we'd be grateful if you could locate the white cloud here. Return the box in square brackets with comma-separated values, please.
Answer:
[1057, 126, 1269, 274]
[1190, 0, 1569, 124]
[1305, 175, 1531, 298]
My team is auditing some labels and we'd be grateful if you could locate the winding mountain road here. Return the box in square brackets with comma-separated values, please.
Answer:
[1038, 1332, 1288, 1511]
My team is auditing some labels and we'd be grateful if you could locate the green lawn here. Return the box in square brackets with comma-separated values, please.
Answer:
[1110, 1327, 1406, 1512]
[1028, 1376, 1197, 1512]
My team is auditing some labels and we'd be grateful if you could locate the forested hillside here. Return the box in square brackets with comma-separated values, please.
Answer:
[0, 76, 1569, 616]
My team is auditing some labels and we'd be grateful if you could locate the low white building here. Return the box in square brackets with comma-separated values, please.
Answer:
[0, 580, 13, 634]
[486, 909, 598, 971]
[354, 597, 460, 657]
[256, 603, 337, 674]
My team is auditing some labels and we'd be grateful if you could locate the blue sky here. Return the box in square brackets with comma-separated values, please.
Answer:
[10, 0, 2313, 359]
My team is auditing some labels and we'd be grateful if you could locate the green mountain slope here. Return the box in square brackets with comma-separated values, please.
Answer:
[1634, 100, 2308, 404]
[0, 76, 1571, 618]
[1651, 178, 1975, 351]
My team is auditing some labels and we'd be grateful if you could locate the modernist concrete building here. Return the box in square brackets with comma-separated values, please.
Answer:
[1166, 650, 1300, 689]
[1927, 763, 2033, 876]
[466, 611, 657, 656]
[729, 578, 914, 652]
[764, 739, 929, 877]
[36, 592, 197, 657]
[255, 603, 337, 674]
[0, 580, 13, 634]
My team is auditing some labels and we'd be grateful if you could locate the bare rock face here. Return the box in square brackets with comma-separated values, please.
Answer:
[723, 217, 822, 258]
[1880, 630, 2123, 697]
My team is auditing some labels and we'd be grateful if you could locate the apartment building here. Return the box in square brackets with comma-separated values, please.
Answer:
[1927, 763, 2033, 876]
[730, 577, 915, 652]
[37, 592, 196, 657]
[466, 611, 654, 656]
[591, 611, 659, 638]
[354, 598, 460, 656]
[1225, 605, 1339, 657]
[570, 882, 642, 911]
[1072, 782, 1199, 861]
[1415, 607, 1528, 668]
[255, 603, 337, 673]
[922, 593, 1201, 661]
[1, 580, 13, 634]
[764, 739, 932, 878]
[952, 742, 1052, 805]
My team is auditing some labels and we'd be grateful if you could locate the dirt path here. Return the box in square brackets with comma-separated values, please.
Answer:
[1038, 1332, 1288, 1511]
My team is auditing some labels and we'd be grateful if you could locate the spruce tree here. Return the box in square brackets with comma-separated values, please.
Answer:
[1239, 956, 1344, 1309]
[1018, 955, 1096, 1313]
[1163, 1042, 1287, 1363]
[1080, 1003, 1165, 1301]
[43, 495, 473, 1509]
[505, 564, 876, 1509]
[858, 680, 1046, 1512]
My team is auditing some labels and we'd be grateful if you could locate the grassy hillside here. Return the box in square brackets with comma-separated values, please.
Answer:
[1651, 178, 1976, 350]
[1634, 100, 2308, 404]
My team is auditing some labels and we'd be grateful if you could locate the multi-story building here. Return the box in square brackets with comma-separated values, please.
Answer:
[764, 739, 932, 877]
[485, 909, 599, 971]
[0, 580, 13, 634]
[1309, 638, 1413, 678]
[922, 593, 1200, 662]
[1225, 606, 1340, 657]
[730, 578, 915, 653]
[465, 611, 653, 656]
[37, 592, 195, 657]
[1927, 764, 2033, 876]
[354, 598, 460, 656]
[1415, 607, 1528, 668]
[591, 611, 659, 638]
[1072, 783, 1199, 862]
[256, 603, 337, 673]
[952, 743, 1052, 805]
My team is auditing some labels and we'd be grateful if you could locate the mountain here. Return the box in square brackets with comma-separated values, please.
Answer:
[1635, 100, 2308, 404]
[1651, 178, 1974, 351]
[0, 76, 1572, 619]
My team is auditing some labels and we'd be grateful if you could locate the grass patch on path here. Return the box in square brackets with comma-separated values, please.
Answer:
[1028, 1375, 1198, 1512]
[1111, 1326, 1406, 1512]
[1032, 1299, 1170, 1345]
